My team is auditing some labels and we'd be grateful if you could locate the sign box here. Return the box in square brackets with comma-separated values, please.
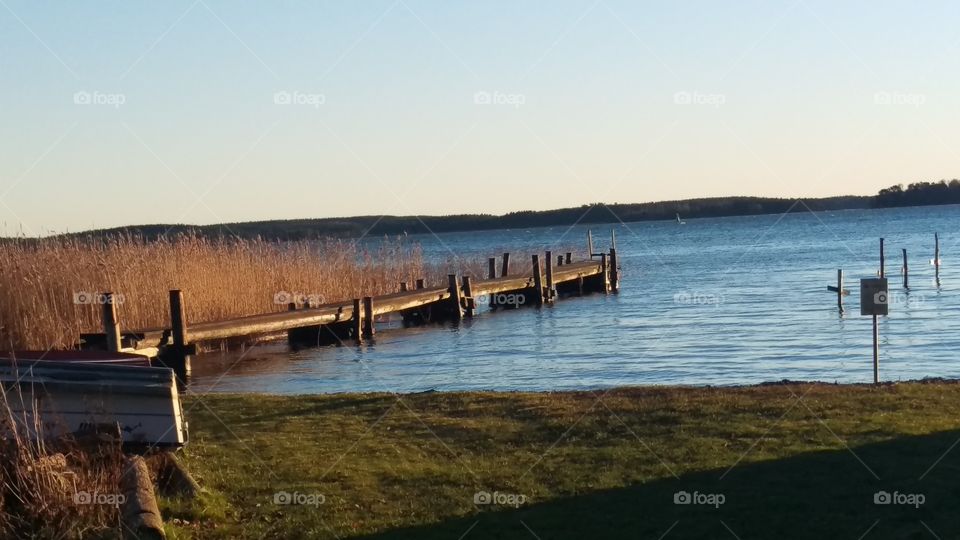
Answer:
[860, 278, 889, 316]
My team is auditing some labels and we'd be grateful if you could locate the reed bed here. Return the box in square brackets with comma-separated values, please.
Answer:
[0, 234, 445, 351]
[0, 385, 126, 539]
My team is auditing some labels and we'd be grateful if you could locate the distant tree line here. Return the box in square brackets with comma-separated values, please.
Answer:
[11, 180, 956, 242]
[875, 179, 960, 207]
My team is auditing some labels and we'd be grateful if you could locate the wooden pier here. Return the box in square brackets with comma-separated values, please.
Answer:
[80, 235, 622, 378]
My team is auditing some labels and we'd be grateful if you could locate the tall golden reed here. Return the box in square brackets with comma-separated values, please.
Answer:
[0, 234, 439, 350]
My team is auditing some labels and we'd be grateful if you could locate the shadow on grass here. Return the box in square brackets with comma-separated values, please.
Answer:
[356, 429, 960, 539]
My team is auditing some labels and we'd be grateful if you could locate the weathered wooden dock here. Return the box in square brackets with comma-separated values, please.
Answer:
[81, 234, 621, 378]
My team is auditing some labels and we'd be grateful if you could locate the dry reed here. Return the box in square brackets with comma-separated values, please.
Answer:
[0, 384, 125, 538]
[0, 234, 436, 351]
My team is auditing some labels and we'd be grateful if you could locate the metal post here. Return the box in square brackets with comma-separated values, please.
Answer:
[873, 314, 879, 384]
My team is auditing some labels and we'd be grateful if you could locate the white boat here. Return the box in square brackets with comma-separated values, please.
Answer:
[676, 213, 686, 225]
[0, 356, 187, 448]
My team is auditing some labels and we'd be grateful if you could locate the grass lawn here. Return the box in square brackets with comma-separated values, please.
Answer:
[162, 382, 960, 539]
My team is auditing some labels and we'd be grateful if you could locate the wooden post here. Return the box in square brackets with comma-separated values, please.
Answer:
[352, 298, 363, 343]
[501, 252, 511, 277]
[600, 252, 610, 294]
[102, 292, 121, 353]
[488, 257, 497, 309]
[935, 233, 940, 285]
[879, 238, 885, 277]
[168, 289, 191, 379]
[565, 252, 572, 264]
[462, 276, 475, 317]
[287, 302, 297, 311]
[557, 254, 564, 267]
[587, 229, 594, 258]
[531, 255, 545, 306]
[837, 269, 843, 312]
[826, 270, 848, 313]
[362, 296, 375, 338]
[400, 282, 408, 292]
[447, 274, 463, 321]
[902, 248, 909, 289]
[611, 229, 617, 250]
[415, 278, 425, 290]
[545, 250, 555, 303]
[609, 247, 619, 293]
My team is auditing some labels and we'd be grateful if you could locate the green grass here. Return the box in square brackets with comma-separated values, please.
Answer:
[162, 382, 960, 539]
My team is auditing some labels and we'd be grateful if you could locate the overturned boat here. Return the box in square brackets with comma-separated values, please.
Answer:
[0, 355, 187, 448]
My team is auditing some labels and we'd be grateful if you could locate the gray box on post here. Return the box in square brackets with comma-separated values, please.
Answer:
[860, 278, 889, 316]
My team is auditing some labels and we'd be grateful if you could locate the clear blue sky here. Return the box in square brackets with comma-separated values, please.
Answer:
[1, 0, 958, 234]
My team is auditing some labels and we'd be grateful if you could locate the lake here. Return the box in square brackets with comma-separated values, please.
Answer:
[188, 204, 960, 394]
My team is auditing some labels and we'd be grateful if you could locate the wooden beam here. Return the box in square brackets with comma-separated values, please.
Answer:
[352, 298, 363, 343]
[600, 253, 610, 294]
[362, 296, 375, 338]
[609, 247, 619, 293]
[902, 248, 909, 289]
[169, 290, 188, 348]
[448, 274, 463, 321]
[488, 257, 497, 309]
[501, 252, 511, 277]
[462, 275, 475, 317]
[532, 254, 545, 306]
[102, 292, 121, 353]
[544, 250, 555, 303]
[879, 238, 885, 277]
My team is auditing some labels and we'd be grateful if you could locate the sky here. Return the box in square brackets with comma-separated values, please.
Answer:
[1, 0, 959, 235]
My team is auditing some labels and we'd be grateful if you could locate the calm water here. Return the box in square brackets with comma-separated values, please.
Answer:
[189, 205, 960, 394]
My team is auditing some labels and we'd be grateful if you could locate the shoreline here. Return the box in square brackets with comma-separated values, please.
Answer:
[184, 376, 960, 398]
